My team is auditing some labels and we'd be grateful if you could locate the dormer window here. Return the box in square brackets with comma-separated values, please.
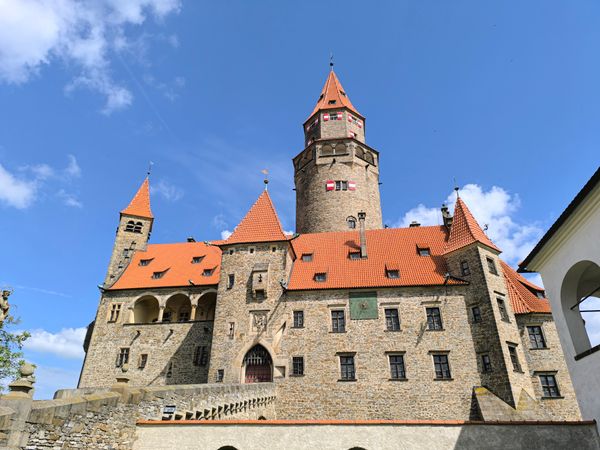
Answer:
[139, 258, 153, 266]
[417, 247, 431, 257]
[302, 253, 313, 262]
[314, 273, 327, 282]
[203, 268, 214, 277]
[152, 269, 168, 279]
[386, 269, 400, 279]
[536, 291, 545, 299]
[192, 256, 205, 264]
[349, 251, 361, 260]
[328, 100, 336, 105]
[340, 91, 346, 96]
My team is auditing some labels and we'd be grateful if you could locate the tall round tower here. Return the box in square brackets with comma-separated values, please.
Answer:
[294, 69, 383, 234]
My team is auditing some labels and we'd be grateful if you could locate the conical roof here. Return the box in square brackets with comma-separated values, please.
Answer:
[223, 191, 288, 245]
[309, 70, 361, 119]
[121, 178, 153, 219]
[443, 197, 500, 254]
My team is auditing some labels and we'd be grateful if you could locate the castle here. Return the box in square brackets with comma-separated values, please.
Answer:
[78, 69, 581, 422]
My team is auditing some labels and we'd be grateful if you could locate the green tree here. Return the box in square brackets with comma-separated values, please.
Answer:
[0, 314, 30, 391]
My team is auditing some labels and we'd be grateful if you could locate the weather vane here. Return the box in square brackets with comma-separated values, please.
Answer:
[330, 52, 334, 70]
[261, 169, 269, 190]
[453, 177, 460, 198]
[147, 161, 154, 177]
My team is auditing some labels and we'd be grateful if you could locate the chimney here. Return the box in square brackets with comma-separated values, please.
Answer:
[358, 211, 367, 259]
[441, 204, 453, 229]
[409, 221, 420, 228]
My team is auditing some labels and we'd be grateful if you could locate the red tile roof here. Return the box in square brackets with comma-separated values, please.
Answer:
[121, 178, 153, 219]
[108, 242, 221, 290]
[222, 191, 288, 245]
[501, 260, 551, 314]
[443, 197, 500, 254]
[287, 226, 466, 290]
[309, 70, 361, 119]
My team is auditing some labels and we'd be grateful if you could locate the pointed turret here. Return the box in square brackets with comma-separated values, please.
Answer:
[444, 197, 500, 254]
[224, 191, 288, 245]
[309, 69, 361, 118]
[104, 178, 154, 286]
[121, 177, 153, 218]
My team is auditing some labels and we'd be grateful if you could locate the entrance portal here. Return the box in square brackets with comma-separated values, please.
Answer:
[243, 345, 272, 383]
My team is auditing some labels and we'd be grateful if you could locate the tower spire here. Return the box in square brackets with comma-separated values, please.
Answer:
[308, 69, 361, 119]
[121, 177, 153, 219]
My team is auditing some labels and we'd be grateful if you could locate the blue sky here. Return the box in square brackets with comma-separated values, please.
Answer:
[1, 0, 599, 399]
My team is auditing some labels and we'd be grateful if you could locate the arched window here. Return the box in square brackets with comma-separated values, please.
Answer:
[561, 261, 600, 356]
[355, 146, 365, 159]
[347, 216, 357, 229]
[164, 294, 192, 322]
[320, 145, 333, 156]
[133, 222, 143, 233]
[364, 152, 375, 165]
[125, 220, 135, 232]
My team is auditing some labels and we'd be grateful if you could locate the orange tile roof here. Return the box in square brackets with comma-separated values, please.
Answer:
[222, 191, 288, 245]
[443, 197, 500, 254]
[309, 70, 361, 119]
[287, 226, 466, 290]
[501, 260, 551, 314]
[108, 242, 221, 290]
[121, 178, 153, 219]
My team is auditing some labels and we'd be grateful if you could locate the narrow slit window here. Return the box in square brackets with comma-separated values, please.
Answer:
[138, 354, 148, 369]
[481, 354, 492, 373]
[461, 261, 470, 276]
[508, 344, 522, 372]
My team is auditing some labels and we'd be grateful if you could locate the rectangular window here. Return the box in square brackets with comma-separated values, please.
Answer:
[486, 257, 498, 275]
[301, 253, 313, 262]
[389, 354, 406, 380]
[194, 346, 209, 366]
[528, 326, 547, 349]
[178, 311, 190, 322]
[227, 274, 235, 289]
[331, 310, 346, 333]
[314, 272, 327, 282]
[471, 306, 482, 323]
[426, 307, 443, 330]
[385, 269, 400, 279]
[292, 356, 304, 376]
[433, 354, 451, 379]
[138, 354, 148, 369]
[481, 354, 492, 373]
[385, 308, 400, 331]
[109, 303, 122, 322]
[461, 260, 470, 276]
[216, 369, 224, 382]
[539, 374, 561, 398]
[497, 298, 509, 322]
[508, 344, 522, 372]
[191, 256, 204, 264]
[116, 348, 129, 368]
[339, 355, 355, 380]
[293, 310, 304, 328]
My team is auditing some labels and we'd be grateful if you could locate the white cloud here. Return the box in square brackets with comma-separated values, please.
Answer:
[397, 184, 543, 265]
[31, 364, 81, 400]
[0, 0, 181, 113]
[221, 230, 232, 240]
[0, 163, 37, 209]
[24, 327, 86, 359]
[64, 154, 81, 178]
[150, 179, 183, 201]
[57, 189, 83, 208]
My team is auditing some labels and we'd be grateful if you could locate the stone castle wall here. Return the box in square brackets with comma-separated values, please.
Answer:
[79, 288, 215, 388]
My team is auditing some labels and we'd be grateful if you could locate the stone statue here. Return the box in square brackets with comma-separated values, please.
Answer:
[0, 288, 11, 323]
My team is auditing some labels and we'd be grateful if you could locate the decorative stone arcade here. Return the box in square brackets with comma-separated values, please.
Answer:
[243, 345, 273, 383]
